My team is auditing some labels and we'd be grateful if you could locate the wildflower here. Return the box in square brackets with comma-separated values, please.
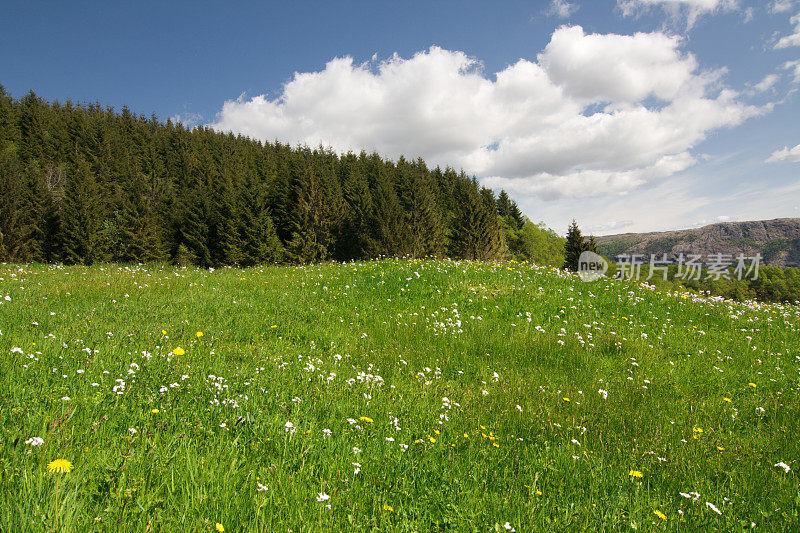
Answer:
[598, 389, 608, 399]
[774, 462, 791, 473]
[716, 446, 725, 451]
[257, 482, 268, 491]
[284, 421, 296, 434]
[629, 470, 643, 478]
[215, 524, 224, 532]
[161, 330, 167, 335]
[563, 397, 570, 402]
[352, 462, 361, 474]
[151, 409, 160, 414]
[322, 428, 332, 438]
[353, 446, 361, 455]
[706, 502, 722, 515]
[47, 459, 73, 473]
[317, 492, 330, 502]
[383, 504, 394, 512]
[723, 397, 732, 403]
[128, 428, 137, 435]
[172, 347, 185, 356]
[196, 331, 203, 338]
[25, 437, 44, 447]
[359, 416, 373, 423]
[504, 523, 516, 532]
[516, 404, 523, 413]
[748, 383, 756, 388]
[654, 510, 667, 521]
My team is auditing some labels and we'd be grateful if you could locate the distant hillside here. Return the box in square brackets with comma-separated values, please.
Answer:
[596, 218, 800, 267]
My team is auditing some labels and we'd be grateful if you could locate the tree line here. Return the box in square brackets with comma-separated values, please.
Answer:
[0, 87, 564, 267]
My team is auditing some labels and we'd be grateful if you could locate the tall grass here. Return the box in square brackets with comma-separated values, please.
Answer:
[1, 259, 797, 530]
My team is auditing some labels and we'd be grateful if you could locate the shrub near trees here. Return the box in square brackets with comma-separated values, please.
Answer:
[0, 87, 562, 266]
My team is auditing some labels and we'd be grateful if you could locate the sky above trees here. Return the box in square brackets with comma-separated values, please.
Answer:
[1, 0, 798, 235]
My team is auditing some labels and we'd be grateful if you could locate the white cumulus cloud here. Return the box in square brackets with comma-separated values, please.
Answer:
[618, 0, 740, 29]
[549, 0, 579, 18]
[211, 26, 760, 200]
[775, 13, 800, 48]
[766, 143, 800, 162]
[771, 1, 795, 14]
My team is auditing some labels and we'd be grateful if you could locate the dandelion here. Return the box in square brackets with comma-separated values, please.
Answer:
[196, 331, 203, 338]
[774, 462, 791, 473]
[748, 383, 756, 388]
[654, 510, 667, 521]
[215, 523, 224, 532]
[47, 459, 72, 473]
[563, 397, 570, 402]
[723, 397, 732, 403]
[172, 347, 185, 356]
[151, 409, 159, 414]
[316, 492, 330, 502]
[48, 458, 73, 530]
[383, 504, 393, 512]
[629, 470, 643, 478]
[359, 416, 373, 423]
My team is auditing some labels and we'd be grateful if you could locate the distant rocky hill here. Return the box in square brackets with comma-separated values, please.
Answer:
[595, 218, 800, 267]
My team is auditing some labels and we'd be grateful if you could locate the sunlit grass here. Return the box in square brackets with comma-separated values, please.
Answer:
[1, 259, 798, 531]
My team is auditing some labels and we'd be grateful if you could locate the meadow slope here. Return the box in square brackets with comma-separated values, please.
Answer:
[0, 260, 798, 531]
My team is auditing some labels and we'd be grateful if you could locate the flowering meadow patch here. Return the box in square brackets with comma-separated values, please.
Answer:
[0, 259, 798, 530]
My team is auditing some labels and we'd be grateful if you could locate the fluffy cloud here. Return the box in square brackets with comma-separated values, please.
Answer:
[211, 26, 760, 200]
[549, 0, 579, 18]
[766, 143, 800, 162]
[771, 1, 795, 14]
[775, 13, 800, 48]
[618, 0, 740, 29]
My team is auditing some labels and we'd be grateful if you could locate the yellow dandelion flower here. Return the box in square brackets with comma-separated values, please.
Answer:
[270, 325, 278, 329]
[629, 470, 643, 478]
[749, 383, 756, 388]
[463, 433, 469, 438]
[433, 429, 440, 435]
[151, 409, 159, 414]
[196, 331, 203, 338]
[383, 504, 394, 512]
[654, 510, 667, 521]
[172, 347, 185, 356]
[47, 459, 73, 473]
[359, 416, 373, 423]
[723, 397, 732, 403]
[429, 437, 436, 443]
[492, 442, 499, 448]
[717, 446, 725, 451]
[215, 524, 224, 532]
[535, 490, 542, 495]
[563, 397, 570, 402]
[161, 330, 167, 335]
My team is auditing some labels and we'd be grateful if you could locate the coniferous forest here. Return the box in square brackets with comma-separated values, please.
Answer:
[0, 87, 565, 267]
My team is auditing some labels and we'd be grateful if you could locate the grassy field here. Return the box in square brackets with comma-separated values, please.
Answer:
[1, 259, 798, 531]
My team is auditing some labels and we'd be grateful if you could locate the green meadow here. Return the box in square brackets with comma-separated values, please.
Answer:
[0, 260, 798, 531]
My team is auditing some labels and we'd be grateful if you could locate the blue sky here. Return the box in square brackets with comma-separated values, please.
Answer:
[1, 0, 798, 235]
